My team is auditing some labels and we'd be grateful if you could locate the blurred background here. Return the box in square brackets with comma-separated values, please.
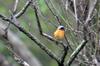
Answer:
[0, 0, 99, 66]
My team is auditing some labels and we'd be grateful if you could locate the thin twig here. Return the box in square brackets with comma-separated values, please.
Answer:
[33, 6, 43, 34]
[30, 0, 58, 28]
[14, 0, 32, 18]
[13, 0, 19, 14]
[85, 0, 97, 24]
[65, 28, 83, 34]
[64, 35, 73, 51]
[73, 0, 78, 23]
[44, 0, 61, 25]
[66, 2, 83, 25]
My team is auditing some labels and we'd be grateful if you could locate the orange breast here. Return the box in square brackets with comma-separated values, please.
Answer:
[54, 29, 64, 40]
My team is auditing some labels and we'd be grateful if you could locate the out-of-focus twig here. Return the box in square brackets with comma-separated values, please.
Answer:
[65, 0, 83, 25]
[73, 0, 78, 23]
[85, 0, 97, 24]
[7, 47, 30, 66]
[44, 0, 61, 25]
[0, 54, 11, 66]
[0, 22, 42, 66]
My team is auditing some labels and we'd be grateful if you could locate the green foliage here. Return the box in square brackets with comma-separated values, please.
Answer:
[0, 6, 7, 14]
[38, 0, 48, 13]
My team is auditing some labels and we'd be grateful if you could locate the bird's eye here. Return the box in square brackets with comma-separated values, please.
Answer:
[60, 27, 64, 30]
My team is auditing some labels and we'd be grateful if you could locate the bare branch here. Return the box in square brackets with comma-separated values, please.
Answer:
[44, 0, 61, 25]
[60, 47, 68, 66]
[7, 47, 30, 66]
[64, 35, 73, 51]
[13, 0, 19, 13]
[66, 40, 88, 66]
[85, 0, 97, 24]
[33, 6, 43, 34]
[0, 14, 60, 63]
[14, 0, 32, 18]
[65, 0, 83, 25]
[73, 0, 78, 23]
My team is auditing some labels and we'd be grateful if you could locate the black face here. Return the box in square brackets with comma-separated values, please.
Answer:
[60, 27, 64, 30]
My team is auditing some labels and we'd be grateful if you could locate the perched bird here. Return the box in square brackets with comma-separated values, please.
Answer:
[53, 26, 65, 40]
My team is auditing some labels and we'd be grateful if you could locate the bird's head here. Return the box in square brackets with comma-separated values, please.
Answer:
[57, 26, 65, 30]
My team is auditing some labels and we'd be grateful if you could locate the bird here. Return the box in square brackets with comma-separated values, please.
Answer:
[53, 26, 65, 40]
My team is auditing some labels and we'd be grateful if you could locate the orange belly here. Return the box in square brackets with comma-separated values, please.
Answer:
[54, 30, 64, 40]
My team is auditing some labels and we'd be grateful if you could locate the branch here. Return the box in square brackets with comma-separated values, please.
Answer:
[64, 35, 73, 51]
[73, 0, 78, 23]
[7, 47, 30, 66]
[13, 0, 19, 14]
[66, 40, 88, 66]
[14, 0, 32, 18]
[0, 14, 60, 63]
[44, 0, 61, 25]
[65, 1, 83, 25]
[33, 6, 43, 34]
[85, 0, 97, 24]
[60, 47, 68, 66]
